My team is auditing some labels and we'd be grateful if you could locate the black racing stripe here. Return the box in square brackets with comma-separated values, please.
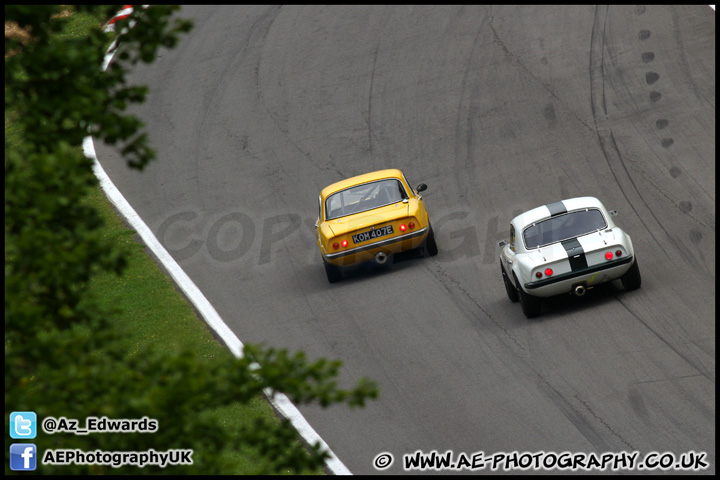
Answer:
[546, 201, 567, 217]
[561, 238, 588, 271]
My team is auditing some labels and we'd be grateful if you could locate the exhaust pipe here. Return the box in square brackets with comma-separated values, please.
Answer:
[375, 251, 388, 264]
[574, 285, 586, 297]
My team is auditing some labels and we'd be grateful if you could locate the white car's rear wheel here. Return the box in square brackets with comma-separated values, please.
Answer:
[621, 257, 641, 291]
[502, 265, 519, 302]
[515, 273, 541, 318]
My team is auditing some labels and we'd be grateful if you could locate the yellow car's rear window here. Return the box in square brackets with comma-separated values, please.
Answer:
[325, 179, 408, 220]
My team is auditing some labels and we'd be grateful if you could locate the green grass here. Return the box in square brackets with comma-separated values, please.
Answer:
[83, 169, 322, 476]
[6, 7, 323, 475]
[82, 187, 225, 360]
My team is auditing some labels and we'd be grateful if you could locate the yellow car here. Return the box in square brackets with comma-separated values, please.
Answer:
[315, 169, 437, 283]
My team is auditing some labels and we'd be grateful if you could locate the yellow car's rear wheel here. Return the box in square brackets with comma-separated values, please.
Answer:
[324, 260, 342, 283]
[424, 226, 438, 256]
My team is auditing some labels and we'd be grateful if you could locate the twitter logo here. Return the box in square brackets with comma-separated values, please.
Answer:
[10, 412, 37, 439]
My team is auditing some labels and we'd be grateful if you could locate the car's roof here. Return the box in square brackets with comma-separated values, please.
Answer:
[320, 169, 405, 199]
[512, 196, 610, 229]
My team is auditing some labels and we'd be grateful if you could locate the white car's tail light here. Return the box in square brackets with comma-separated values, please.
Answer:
[545, 268, 553, 276]
[615, 249, 622, 257]
[605, 251, 613, 260]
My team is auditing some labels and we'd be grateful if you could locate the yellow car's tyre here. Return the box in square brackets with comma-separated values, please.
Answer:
[324, 260, 343, 283]
[425, 226, 438, 256]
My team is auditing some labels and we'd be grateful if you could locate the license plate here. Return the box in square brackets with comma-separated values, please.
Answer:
[352, 225, 394, 244]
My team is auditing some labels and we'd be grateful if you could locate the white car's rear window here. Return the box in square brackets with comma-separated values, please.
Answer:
[326, 179, 407, 220]
[523, 209, 607, 249]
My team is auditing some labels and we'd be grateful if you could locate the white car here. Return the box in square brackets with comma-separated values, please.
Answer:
[498, 197, 641, 318]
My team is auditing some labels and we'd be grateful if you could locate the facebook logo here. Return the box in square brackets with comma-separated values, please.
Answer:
[10, 444, 37, 471]
[10, 411, 37, 439]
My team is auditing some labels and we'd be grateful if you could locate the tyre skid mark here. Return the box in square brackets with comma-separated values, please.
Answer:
[427, 262, 525, 351]
[589, 5, 701, 269]
[614, 296, 715, 384]
[425, 261, 639, 450]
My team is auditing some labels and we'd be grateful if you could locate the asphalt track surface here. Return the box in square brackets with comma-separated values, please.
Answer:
[94, 5, 715, 475]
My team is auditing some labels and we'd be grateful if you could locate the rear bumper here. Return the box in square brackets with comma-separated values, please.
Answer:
[323, 227, 428, 266]
[523, 255, 634, 297]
